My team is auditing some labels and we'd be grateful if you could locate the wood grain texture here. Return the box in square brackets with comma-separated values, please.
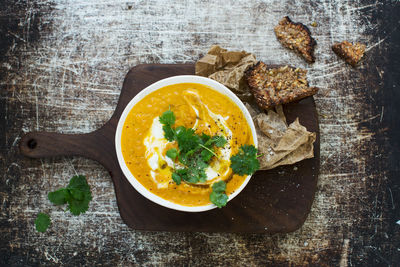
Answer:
[19, 64, 320, 233]
[1, 0, 399, 266]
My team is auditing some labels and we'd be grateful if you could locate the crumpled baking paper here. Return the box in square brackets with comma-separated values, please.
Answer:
[246, 103, 316, 170]
[195, 45, 257, 99]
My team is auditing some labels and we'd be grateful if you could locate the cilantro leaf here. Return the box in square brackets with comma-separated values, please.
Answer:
[210, 192, 228, 208]
[171, 172, 182, 185]
[35, 213, 51, 232]
[162, 125, 175, 141]
[68, 193, 91, 216]
[166, 148, 178, 160]
[182, 171, 199, 183]
[48, 175, 92, 216]
[212, 180, 226, 193]
[210, 181, 228, 208]
[159, 110, 175, 125]
[159, 110, 176, 141]
[192, 157, 208, 183]
[68, 175, 90, 200]
[212, 136, 227, 147]
[177, 156, 208, 184]
[230, 144, 260, 176]
[201, 148, 214, 162]
[48, 188, 69, 205]
[66, 175, 92, 215]
[175, 126, 201, 154]
[200, 133, 211, 144]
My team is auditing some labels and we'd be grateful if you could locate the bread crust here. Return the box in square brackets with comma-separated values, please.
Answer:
[245, 61, 318, 110]
[274, 16, 317, 63]
[332, 41, 366, 66]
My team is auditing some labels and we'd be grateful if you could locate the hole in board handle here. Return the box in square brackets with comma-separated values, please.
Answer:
[27, 139, 37, 149]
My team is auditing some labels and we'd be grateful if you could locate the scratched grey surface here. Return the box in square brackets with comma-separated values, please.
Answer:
[1, 0, 399, 266]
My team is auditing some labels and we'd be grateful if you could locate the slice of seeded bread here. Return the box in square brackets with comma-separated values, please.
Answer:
[245, 61, 318, 110]
[274, 16, 317, 63]
[332, 41, 366, 66]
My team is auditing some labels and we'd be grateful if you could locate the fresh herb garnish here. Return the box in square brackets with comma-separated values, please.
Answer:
[166, 148, 178, 160]
[210, 181, 228, 208]
[47, 188, 69, 205]
[159, 109, 260, 208]
[212, 135, 228, 147]
[175, 126, 202, 154]
[159, 110, 175, 125]
[230, 144, 260, 176]
[34, 175, 92, 233]
[35, 212, 51, 233]
[159, 110, 176, 141]
[171, 172, 182, 185]
[160, 109, 227, 185]
[48, 175, 92, 215]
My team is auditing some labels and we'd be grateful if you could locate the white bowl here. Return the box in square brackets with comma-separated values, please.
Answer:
[115, 75, 258, 212]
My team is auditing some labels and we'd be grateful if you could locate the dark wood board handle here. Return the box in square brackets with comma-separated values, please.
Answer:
[20, 131, 98, 159]
[19, 121, 117, 172]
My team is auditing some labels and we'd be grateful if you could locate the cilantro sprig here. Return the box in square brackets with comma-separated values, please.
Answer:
[34, 175, 92, 233]
[159, 110, 227, 185]
[230, 144, 260, 176]
[48, 175, 92, 215]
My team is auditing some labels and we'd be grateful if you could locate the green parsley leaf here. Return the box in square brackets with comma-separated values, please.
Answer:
[212, 180, 226, 193]
[159, 110, 175, 125]
[171, 172, 182, 185]
[48, 188, 69, 205]
[230, 144, 260, 176]
[210, 181, 228, 208]
[35, 213, 51, 233]
[166, 148, 178, 160]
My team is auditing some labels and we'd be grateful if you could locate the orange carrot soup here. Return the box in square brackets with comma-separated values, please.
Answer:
[121, 83, 254, 206]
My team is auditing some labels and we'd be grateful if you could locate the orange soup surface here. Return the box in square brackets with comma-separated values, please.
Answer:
[121, 83, 254, 206]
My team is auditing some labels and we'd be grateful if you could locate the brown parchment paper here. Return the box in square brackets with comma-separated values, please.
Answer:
[195, 45, 257, 98]
[196, 46, 316, 170]
[246, 103, 316, 170]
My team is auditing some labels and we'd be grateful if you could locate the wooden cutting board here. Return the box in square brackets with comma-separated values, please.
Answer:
[19, 64, 319, 233]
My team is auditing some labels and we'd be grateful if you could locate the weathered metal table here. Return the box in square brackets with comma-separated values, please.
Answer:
[1, 0, 399, 265]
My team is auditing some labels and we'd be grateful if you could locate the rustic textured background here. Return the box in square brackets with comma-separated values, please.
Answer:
[1, 0, 399, 266]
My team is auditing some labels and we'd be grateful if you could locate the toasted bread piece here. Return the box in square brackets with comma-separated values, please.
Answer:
[332, 41, 366, 66]
[245, 62, 318, 110]
[274, 16, 316, 63]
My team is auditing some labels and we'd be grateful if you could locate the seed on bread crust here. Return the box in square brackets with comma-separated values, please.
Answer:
[274, 16, 317, 63]
[245, 61, 318, 110]
[332, 41, 366, 66]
